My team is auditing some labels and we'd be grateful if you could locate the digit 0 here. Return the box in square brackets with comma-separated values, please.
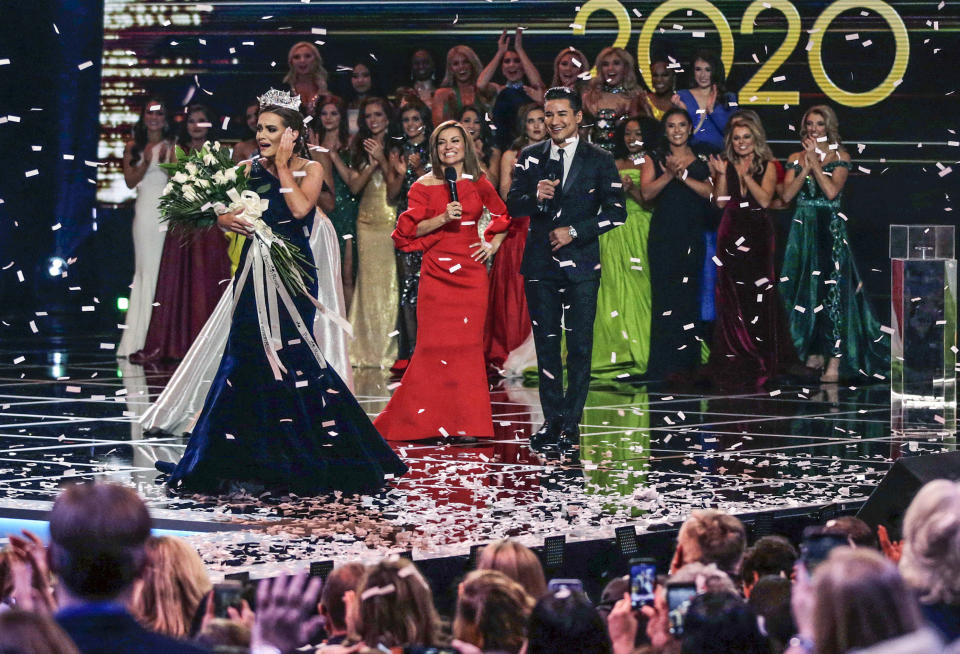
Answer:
[573, 0, 633, 78]
[808, 0, 909, 107]
[738, 0, 801, 106]
[636, 0, 734, 88]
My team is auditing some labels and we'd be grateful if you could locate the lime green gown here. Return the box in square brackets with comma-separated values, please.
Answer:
[591, 167, 653, 382]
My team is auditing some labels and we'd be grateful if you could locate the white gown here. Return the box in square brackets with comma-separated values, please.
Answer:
[140, 210, 353, 435]
[117, 150, 169, 356]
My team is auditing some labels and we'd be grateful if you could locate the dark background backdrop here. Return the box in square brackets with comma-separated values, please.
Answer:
[0, 0, 957, 343]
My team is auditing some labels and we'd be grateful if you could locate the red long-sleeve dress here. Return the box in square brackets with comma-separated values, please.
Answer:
[374, 176, 509, 441]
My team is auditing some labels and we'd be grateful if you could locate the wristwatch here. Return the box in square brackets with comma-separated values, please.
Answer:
[568, 225, 578, 240]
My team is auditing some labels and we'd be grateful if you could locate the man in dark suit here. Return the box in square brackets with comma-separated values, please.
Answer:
[507, 86, 626, 451]
[50, 483, 208, 654]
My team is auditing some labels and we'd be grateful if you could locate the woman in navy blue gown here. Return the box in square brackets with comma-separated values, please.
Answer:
[157, 98, 406, 495]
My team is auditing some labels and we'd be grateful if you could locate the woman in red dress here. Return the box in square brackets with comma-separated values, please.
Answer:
[484, 102, 545, 374]
[374, 120, 510, 441]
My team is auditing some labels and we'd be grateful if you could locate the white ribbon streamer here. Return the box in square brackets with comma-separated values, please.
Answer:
[223, 188, 352, 381]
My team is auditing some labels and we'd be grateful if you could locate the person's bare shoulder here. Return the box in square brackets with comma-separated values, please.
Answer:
[417, 173, 443, 186]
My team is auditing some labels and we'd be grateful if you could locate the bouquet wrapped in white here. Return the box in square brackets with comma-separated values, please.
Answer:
[158, 142, 313, 296]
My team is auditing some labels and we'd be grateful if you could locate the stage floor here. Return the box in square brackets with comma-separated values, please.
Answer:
[0, 342, 951, 579]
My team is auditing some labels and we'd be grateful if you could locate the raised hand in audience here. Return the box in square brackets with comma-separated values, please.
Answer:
[877, 524, 903, 563]
[253, 572, 324, 654]
[7, 530, 55, 615]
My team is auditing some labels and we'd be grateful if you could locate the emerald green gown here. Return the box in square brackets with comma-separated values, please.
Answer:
[779, 160, 888, 379]
[591, 167, 652, 381]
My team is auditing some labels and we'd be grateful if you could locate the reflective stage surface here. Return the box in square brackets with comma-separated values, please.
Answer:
[0, 342, 954, 579]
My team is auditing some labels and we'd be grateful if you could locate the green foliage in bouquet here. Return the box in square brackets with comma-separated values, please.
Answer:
[158, 141, 265, 229]
[157, 141, 316, 298]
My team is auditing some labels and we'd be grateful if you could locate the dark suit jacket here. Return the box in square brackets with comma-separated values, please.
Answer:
[506, 138, 626, 281]
[58, 605, 210, 654]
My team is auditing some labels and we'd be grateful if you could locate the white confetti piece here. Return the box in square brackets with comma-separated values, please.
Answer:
[77, 61, 93, 70]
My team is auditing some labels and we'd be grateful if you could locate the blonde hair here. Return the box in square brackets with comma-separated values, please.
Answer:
[800, 104, 843, 151]
[588, 46, 640, 93]
[724, 111, 774, 180]
[812, 548, 922, 654]
[441, 45, 483, 88]
[353, 558, 441, 649]
[476, 539, 547, 598]
[899, 479, 960, 605]
[130, 536, 212, 638]
[454, 569, 534, 654]
[283, 41, 329, 92]
[428, 121, 483, 182]
[551, 47, 590, 87]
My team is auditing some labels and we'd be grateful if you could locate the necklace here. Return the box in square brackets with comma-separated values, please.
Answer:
[630, 152, 645, 166]
[603, 84, 627, 94]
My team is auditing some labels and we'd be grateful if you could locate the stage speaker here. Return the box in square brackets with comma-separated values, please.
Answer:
[856, 451, 960, 538]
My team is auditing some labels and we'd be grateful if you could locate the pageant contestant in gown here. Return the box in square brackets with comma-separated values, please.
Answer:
[140, 208, 354, 436]
[706, 114, 802, 389]
[131, 105, 232, 363]
[582, 47, 642, 152]
[117, 99, 173, 357]
[344, 97, 401, 368]
[642, 107, 713, 379]
[374, 121, 510, 441]
[779, 105, 888, 382]
[157, 96, 405, 494]
[484, 103, 545, 373]
[388, 100, 433, 374]
[591, 116, 658, 382]
[313, 95, 360, 310]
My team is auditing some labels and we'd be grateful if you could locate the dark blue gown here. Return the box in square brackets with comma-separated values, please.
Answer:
[158, 160, 407, 495]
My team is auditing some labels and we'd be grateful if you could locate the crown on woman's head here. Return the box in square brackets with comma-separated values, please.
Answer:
[257, 88, 302, 111]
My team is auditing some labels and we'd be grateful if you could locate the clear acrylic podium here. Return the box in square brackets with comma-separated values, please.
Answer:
[890, 225, 957, 436]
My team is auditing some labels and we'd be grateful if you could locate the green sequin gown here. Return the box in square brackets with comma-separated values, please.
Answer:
[779, 160, 888, 378]
[591, 168, 652, 381]
[329, 150, 359, 283]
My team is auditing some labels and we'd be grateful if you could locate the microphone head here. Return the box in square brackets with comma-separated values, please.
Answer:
[444, 166, 458, 183]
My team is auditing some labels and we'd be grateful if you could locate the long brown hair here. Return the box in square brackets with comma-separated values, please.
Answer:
[130, 536, 212, 638]
[476, 539, 547, 598]
[352, 558, 441, 649]
[454, 569, 534, 654]
[349, 96, 395, 169]
[311, 94, 350, 151]
[428, 121, 483, 181]
[812, 548, 923, 654]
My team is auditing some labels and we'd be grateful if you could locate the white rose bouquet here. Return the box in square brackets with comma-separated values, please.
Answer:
[158, 141, 314, 296]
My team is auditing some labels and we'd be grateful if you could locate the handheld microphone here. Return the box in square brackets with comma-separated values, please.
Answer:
[537, 162, 559, 214]
[444, 166, 459, 203]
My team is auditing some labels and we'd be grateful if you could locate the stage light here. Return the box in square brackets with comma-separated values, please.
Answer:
[46, 256, 67, 277]
[117, 296, 129, 311]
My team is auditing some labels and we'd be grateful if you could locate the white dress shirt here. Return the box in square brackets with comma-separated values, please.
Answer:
[549, 135, 579, 189]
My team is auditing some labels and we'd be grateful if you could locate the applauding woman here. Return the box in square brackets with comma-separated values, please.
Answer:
[341, 97, 402, 368]
[779, 105, 887, 382]
[642, 107, 714, 379]
[375, 121, 510, 441]
[707, 112, 802, 388]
